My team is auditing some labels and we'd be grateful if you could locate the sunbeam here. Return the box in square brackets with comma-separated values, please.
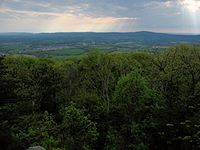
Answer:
[178, 0, 200, 33]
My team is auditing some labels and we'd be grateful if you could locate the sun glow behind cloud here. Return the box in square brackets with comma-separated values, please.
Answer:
[178, 0, 200, 33]
[179, 0, 200, 12]
[47, 14, 137, 32]
[0, 6, 136, 32]
[0, 0, 200, 33]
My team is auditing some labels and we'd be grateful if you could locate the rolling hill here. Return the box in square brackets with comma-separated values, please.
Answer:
[0, 31, 200, 57]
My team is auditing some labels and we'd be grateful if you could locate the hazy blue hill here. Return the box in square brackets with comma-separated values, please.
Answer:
[1, 31, 200, 43]
[0, 31, 200, 57]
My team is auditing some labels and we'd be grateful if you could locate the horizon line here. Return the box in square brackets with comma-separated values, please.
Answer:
[0, 31, 199, 36]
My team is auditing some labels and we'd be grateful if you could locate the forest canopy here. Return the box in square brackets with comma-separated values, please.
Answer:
[1, 45, 200, 150]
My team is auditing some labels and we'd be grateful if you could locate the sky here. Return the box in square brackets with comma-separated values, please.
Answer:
[0, 0, 200, 33]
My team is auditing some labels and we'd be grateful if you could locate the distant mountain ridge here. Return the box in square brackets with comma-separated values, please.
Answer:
[0, 31, 199, 42]
[0, 31, 200, 57]
[0, 31, 199, 36]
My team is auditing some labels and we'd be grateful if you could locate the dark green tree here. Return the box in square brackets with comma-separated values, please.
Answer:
[59, 104, 98, 150]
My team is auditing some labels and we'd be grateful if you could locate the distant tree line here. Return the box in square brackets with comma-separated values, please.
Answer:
[1, 45, 200, 150]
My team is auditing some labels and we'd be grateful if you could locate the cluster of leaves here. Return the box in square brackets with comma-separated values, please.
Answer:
[1, 45, 200, 150]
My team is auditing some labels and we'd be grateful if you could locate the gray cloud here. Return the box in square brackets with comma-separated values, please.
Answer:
[0, 0, 200, 33]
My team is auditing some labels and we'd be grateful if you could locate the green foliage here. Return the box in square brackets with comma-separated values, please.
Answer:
[59, 104, 98, 149]
[1, 45, 200, 150]
[104, 127, 121, 150]
[112, 70, 160, 149]
[113, 70, 159, 121]
[11, 111, 60, 150]
[2, 56, 59, 113]
[79, 52, 115, 113]
[56, 60, 80, 106]
[150, 45, 200, 149]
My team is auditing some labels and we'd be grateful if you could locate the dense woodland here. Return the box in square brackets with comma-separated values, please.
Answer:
[1, 45, 200, 150]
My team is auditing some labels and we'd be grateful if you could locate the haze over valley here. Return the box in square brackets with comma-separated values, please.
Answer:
[0, 31, 200, 57]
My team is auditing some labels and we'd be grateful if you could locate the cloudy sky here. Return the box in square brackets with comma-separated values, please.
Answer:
[0, 0, 200, 33]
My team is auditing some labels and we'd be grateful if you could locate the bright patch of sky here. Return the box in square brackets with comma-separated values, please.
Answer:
[0, 0, 200, 33]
